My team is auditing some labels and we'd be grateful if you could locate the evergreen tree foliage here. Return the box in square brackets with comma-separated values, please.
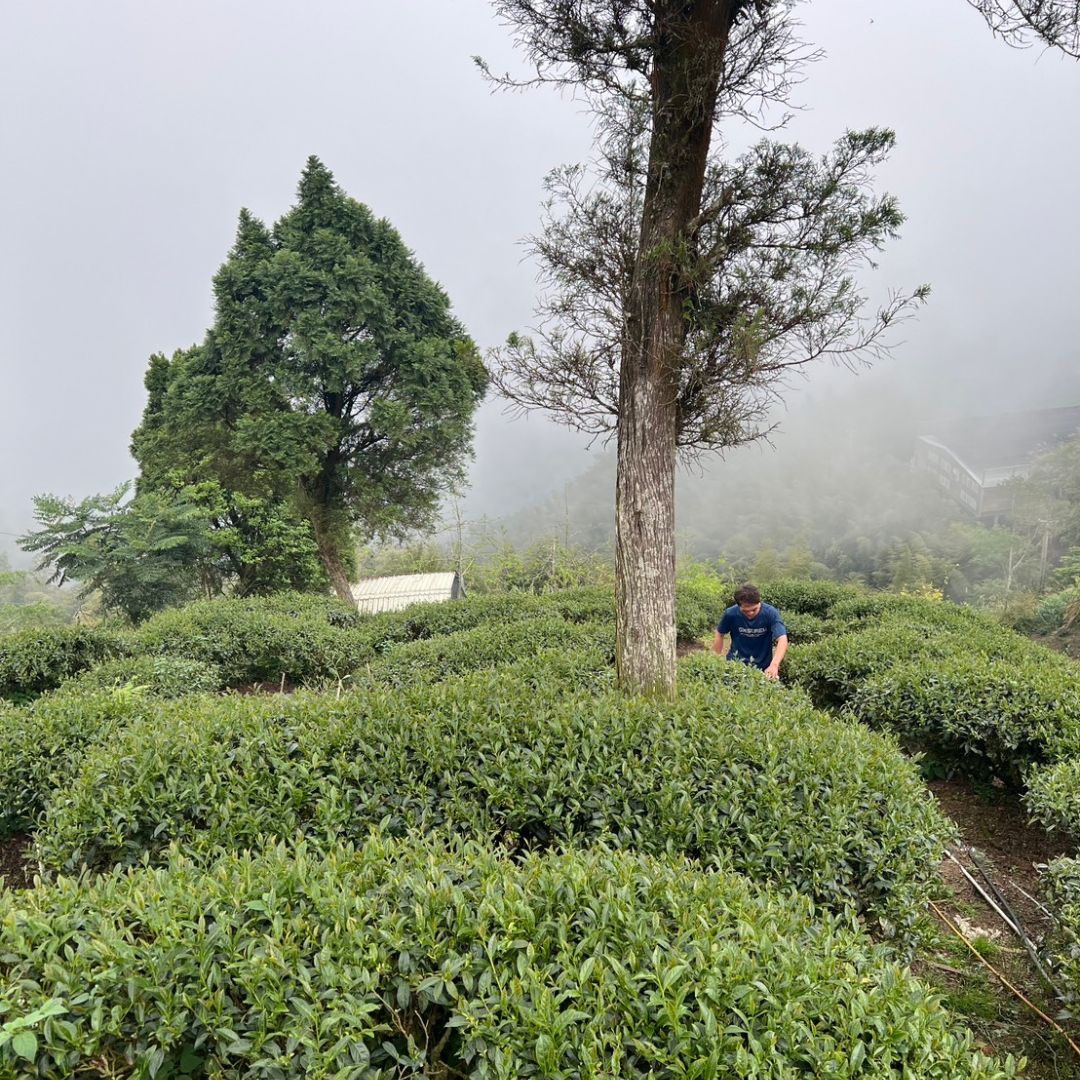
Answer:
[132, 158, 488, 599]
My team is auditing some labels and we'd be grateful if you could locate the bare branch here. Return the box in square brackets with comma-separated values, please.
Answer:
[492, 106, 927, 457]
[969, 0, 1080, 56]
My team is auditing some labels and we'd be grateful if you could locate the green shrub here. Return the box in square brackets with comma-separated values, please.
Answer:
[129, 589, 617, 685]
[222, 590, 365, 627]
[678, 650, 815, 707]
[0, 626, 127, 704]
[849, 654, 1080, 785]
[132, 598, 376, 687]
[784, 624, 943, 709]
[781, 610, 838, 645]
[36, 673, 948, 937]
[388, 592, 549, 641]
[0, 688, 159, 835]
[1026, 587, 1080, 635]
[539, 585, 616, 625]
[782, 609, 1049, 712]
[61, 655, 223, 698]
[826, 593, 992, 629]
[673, 578, 728, 641]
[1038, 856, 1080, 1016]
[0, 838, 1016, 1078]
[364, 618, 615, 688]
[1026, 758, 1080, 840]
[348, 588, 614, 654]
[762, 578, 861, 616]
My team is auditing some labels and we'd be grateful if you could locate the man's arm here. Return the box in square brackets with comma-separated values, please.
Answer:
[713, 631, 726, 656]
[765, 634, 788, 679]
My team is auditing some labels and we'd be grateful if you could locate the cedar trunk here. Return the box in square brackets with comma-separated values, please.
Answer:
[309, 507, 354, 604]
[315, 529, 354, 604]
[615, 0, 732, 696]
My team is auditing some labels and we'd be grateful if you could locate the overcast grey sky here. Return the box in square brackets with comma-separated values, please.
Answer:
[2, 1, 1078, 557]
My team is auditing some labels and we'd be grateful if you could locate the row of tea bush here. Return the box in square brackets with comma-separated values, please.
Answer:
[767, 579, 1080, 1013]
[0, 579, 1026, 1072]
[1, 582, 741, 702]
[770, 582, 1080, 785]
[0, 836, 1018, 1078]
[0, 577, 863, 705]
[2, 649, 946, 939]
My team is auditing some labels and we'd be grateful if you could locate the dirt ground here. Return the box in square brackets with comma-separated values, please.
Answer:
[0, 834, 31, 889]
[920, 779, 1080, 1076]
[930, 778, 1072, 926]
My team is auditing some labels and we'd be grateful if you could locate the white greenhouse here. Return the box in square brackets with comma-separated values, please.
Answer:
[349, 572, 465, 614]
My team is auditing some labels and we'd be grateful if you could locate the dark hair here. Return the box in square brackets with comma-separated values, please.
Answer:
[733, 583, 761, 606]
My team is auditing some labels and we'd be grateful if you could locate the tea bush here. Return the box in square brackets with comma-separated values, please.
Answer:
[364, 618, 615, 688]
[127, 590, 617, 686]
[0, 688, 159, 835]
[1026, 758, 1080, 840]
[385, 592, 550, 641]
[542, 585, 616, 625]
[36, 671, 948, 936]
[782, 610, 1049, 712]
[220, 590, 365, 627]
[678, 651, 815, 707]
[784, 624, 946, 709]
[132, 600, 376, 687]
[0, 626, 127, 704]
[60, 655, 223, 698]
[823, 593, 968, 626]
[849, 654, 1080, 785]
[1038, 856, 1080, 1016]
[354, 588, 616, 647]
[0, 837, 1016, 1078]
[763, 578, 862, 616]
[673, 578, 727, 641]
[484, 643, 616, 695]
[780, 611, 837, 645]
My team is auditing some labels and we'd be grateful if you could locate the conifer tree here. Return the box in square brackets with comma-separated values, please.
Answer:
[133, 158, 488, 599]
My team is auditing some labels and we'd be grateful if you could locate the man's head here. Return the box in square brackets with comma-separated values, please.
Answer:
[733, 583, 762, 619]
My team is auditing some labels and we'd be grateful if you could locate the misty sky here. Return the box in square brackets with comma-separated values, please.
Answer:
[2, 1, 1078, 560]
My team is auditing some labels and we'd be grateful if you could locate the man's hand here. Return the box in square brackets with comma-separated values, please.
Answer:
[764, 664, 780, 680]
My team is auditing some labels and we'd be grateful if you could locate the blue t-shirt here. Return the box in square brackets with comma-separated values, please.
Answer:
[717, 603, 788, 670]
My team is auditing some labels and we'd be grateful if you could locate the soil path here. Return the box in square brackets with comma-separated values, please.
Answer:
[0, 834, 31, 889]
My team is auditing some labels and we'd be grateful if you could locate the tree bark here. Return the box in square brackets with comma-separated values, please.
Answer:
[310, 510, 354, 604]
[615, 0, 733, 696]
[615, 364, 678, 695]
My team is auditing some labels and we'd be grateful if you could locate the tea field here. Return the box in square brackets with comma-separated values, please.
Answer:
[1, 578, 1079, 1076]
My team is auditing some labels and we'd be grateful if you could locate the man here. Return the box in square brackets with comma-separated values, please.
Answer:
[714, 583, 788, 680]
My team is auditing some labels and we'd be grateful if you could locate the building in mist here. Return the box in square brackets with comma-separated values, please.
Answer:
[913, 405, 1080, 518]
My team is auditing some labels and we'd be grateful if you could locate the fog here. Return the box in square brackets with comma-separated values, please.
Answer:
[2, 0, 1078, 567]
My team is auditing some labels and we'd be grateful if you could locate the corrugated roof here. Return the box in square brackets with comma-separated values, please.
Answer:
[350, 572, 464, 614]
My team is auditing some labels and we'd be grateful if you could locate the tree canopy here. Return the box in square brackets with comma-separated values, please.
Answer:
[494, 112, 924, 456]
[970, 0, 1080, 55]
[133, 157, 488, 600]
[20, 485, 211, 623]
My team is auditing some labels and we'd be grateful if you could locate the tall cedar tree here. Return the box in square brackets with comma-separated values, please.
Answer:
[133, 158, 488, 600]
[485, 1, 932, 695]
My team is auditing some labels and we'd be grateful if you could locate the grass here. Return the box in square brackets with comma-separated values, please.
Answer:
[918, 886, 1080, 1078]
